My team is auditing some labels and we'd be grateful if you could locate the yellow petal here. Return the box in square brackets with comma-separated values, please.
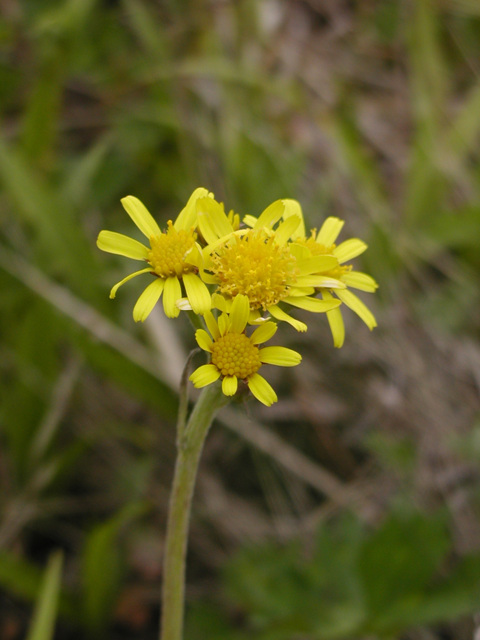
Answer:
[174, 187, 211, 231]
[274, 215, 300, 246]
[212, 292, 228, 312]
[250, 322, 278, 345]
[287, 286, 315, 297]
[121, 196, 161, 238]
[322, 291, 345, 348]
[200, 272, 218, 285]
[283, 295, 342, 312]
[316, 217, 344, 246]
[227, 209, 240, 230]
[282, 199, 305, 239]
[202, 250, 214, 271]
[132, 278, 165, 322]
[162, 276, 182, 318]
[290, 242, 311, 260]
[229, 294, 250, 333]
[195, 329, 213, 352]
[190, 364, 220, 388]
[202, 231, 236, 257]
[295, 275, 346, 289]
[197, 196, 233, 244]
[248, 309, 266, 325]
[259, 346, 301, 367]
[247, 373, 277, 406]
[109, 268, 152, 298]
[204, 310, 221, 340]
[182, 272, 211, 315]
[218, 312, 228, 336]
[342, 271, 378, 292]
[222, 375, 238, 396]
[196, 200, 220, 245]
[296, 255, 338, 275]
[97, 231, 149, 260]
[269, 305, 307, 332]
[184, 243, 203, 269]
[254, 200, 284, 230]
[334, 238, 367, 263]
[242, 214, 257, 228]
[327, 307, 345, 348]
[335, 288, 377, 330]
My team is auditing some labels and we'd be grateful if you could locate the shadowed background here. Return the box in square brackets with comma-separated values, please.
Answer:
[1, 1, 480, 639]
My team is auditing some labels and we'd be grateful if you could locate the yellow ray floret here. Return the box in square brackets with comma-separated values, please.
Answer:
[189, 295, 301, 406]
[292, 215, 378, 347]
[97, 189, 213, 321]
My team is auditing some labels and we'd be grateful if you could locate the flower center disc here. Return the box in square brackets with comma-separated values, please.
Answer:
[211, 333, 261, 379]
[210, 230, 297, 310]
[148, 222, 196, 278]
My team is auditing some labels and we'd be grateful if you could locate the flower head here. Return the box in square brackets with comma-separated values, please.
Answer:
[197, 197, 342, 332]
[292, 216, 378, 348]
[190, 295, 301, 406]
[97, 189, 212, 321]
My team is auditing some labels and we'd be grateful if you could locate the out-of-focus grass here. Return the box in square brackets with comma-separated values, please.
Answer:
[1, 1, 480, 639]
[25, 551, 63, 640]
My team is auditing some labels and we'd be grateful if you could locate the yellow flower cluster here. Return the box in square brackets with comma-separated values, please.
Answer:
[97, 189, 377, 405]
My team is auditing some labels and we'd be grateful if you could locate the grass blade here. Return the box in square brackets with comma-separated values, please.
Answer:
[26, 551, 64, 640]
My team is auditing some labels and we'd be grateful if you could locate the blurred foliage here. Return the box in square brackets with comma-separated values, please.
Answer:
[1, 0, 480, 638]
[25, 551, 64, 640]
[187, 510, 480, 639]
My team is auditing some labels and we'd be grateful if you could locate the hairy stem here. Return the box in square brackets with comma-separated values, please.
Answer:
[160, 383, 228, 640]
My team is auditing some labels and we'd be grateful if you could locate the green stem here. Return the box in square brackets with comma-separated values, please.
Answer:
[176, 348, 200, 444]
[160, 383, 229, 640]
[186, 309, 205, 332]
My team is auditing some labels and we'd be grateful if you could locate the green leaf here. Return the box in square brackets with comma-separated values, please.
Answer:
[220, 510, 480, 639]
[424, 206, 480, 249]
[0, 552, 46, 604]
[447, 82, 480, 159]
[0, 550, 75, 622]
[80, 336, 178, 420]
[224, 516, 367, 639]
[81, 501, 149, 633]
[20, 48, 64, 166]
[185, 602, 247, 640]
[1, 298, 63, 482]
[62, 134, 114, 206]
[358, 512, 450, 628]
[122, 0, 168, 56]
[413, 554, 480, 625]
[405, 0, 448, 225]
[0, 136, 100, 301]
[26, 551, 64, 640]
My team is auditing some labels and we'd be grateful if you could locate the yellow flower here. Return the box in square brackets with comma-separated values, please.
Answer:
[97, 189, 213, 321]
[190, 295, 301, 406]
[292, 216, 378, 348]
[196, 197, 342, 332]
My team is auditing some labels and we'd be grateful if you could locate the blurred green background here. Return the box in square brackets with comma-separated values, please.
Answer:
[2, 0, 480, 638]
